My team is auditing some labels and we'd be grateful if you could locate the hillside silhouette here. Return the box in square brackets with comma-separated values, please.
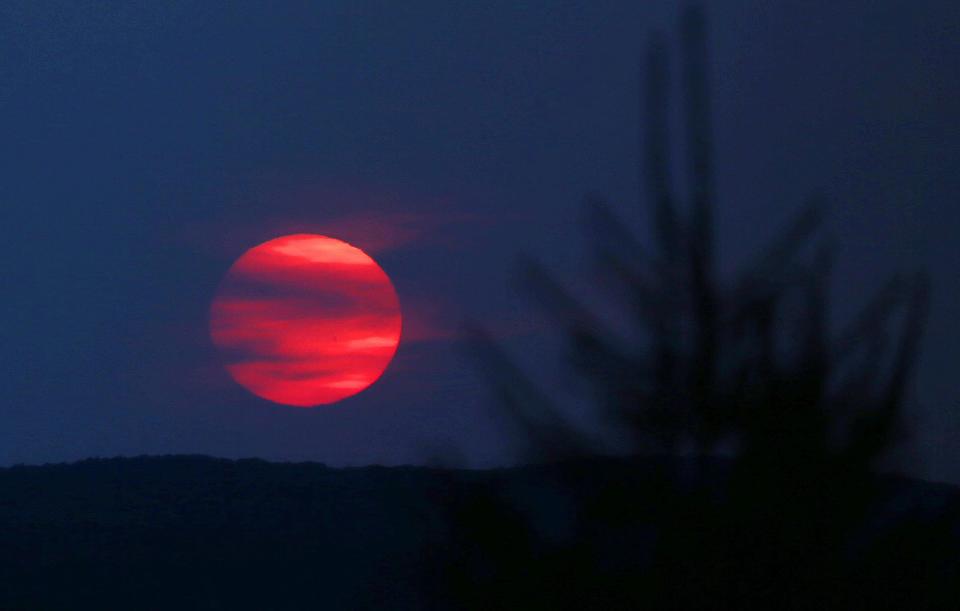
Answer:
[0, 455, 955, 610]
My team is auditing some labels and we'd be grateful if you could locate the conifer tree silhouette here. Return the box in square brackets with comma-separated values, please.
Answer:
[436, 5, 956, 610]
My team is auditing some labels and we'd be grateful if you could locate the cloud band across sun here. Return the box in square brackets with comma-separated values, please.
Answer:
[210, 234, 402, 407]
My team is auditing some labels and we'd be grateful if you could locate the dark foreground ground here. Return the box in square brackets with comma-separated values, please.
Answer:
[0, 455, 957, 610]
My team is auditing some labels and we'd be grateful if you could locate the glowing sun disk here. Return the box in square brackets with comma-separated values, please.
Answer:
[210, 234, 402, 407]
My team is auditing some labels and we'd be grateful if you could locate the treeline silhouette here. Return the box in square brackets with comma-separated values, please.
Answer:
[0, 453, 954, 610]
[437, 5, 957, 610]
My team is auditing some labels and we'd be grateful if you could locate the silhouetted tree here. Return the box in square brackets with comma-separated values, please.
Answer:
[437, 5, 955, 610]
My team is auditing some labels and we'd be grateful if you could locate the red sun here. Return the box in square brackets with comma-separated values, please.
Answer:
[209, 234, 402, 407]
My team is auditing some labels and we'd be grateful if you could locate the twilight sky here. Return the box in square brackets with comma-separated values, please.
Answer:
[1, 1, 958, 483]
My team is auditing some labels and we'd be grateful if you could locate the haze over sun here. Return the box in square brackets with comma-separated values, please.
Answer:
[210, 234, 402, 407]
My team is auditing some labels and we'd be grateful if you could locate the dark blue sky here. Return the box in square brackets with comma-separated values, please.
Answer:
[1, 1, 958, 482]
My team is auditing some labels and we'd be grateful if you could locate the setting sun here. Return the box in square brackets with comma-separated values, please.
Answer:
[210, 234, 402, 407]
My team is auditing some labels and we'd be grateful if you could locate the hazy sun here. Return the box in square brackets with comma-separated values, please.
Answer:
[209, 234, 402, 407]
